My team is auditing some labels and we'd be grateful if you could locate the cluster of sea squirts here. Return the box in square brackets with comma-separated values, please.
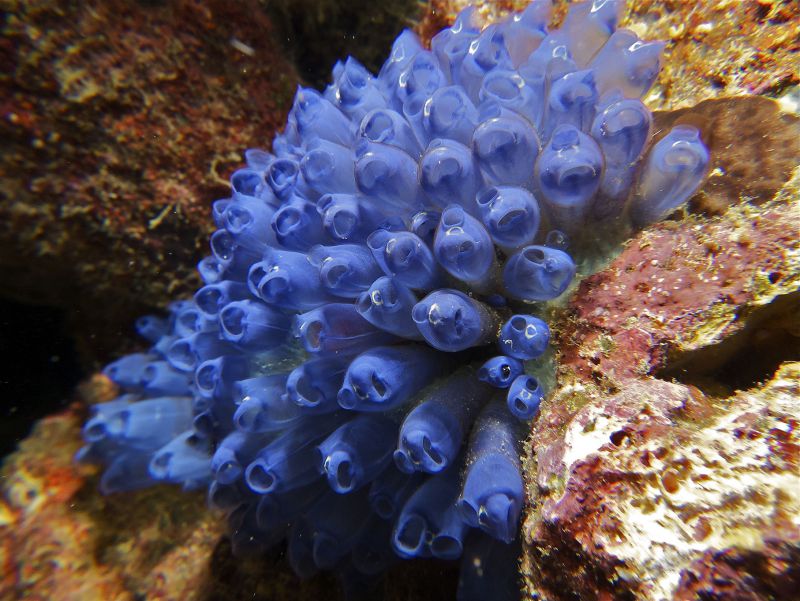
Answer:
[78, 1, 709, 598]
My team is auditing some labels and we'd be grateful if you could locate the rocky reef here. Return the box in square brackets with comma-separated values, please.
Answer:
[0, 1, 798, 600]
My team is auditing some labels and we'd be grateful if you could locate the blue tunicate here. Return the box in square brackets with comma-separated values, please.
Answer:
[412, 289, 498, 352]
[173, 305, 216, 338]
[433, 205, 496, 288]
[244, 414, 345, 495]
[209, 229, 262, 279]
[317, 414, 397, 493]
[459, 24, 512, 101]
[503, 245, 576, 301]
[459, 399, 523, 543]
[378, 29, 424, 95]
[429, 7, 479, 85]
[211, 430, 271, 486]
[218, 300, 289, 351]
[366, 229, 442, 290]
[479, 69, 542, 126]
[316, 193, 385, 242]
[410, 210, 441, 245]
[267, 158, 306, 201]
[498, 314, 550, 360]
[558, 0, 623, 66]
[419, 138, 481, 210]
[475, 186, 541, 250]
[477, 355, 524, 389]
[166, 332, 232, 373]
[590, 29, 665, 99]
[195, 355, 249, 401]
[148, 430, 212, 489]
[307, 243, 382, 299]
[472, 109, 540, 188]
[103, 352, 152, 389]
[630, 125, 710, 226]
[135, 315, 168, 343]
[355, 139, 425, 211]
[99, 452, 159, 494]
[337, 345, 442, 411]
[248, 246, 333, 311]
[591, 95, 653, 217]
[325, 57, 387, 123]
[285, 356, 350, 414]
[397, 51, 446, 105]
[194, 281, 249, 319]
[300, 137, 358, 195]
[243, 148, 273, 173]
[356, 276, 422, 340]
[271, 196, 327, 251]
[395, 367, 492, 474]
[290, 87, 355, 147]
[82, 2, 712, 593]
[541, 68, 598, 141]
[140, 360, 193, 396]
[498, 2, 550, 67]
[507, 374, 544, 420]
[393, 461, 466, 560]
[232, 374, 304, 432]
[197, 256, 226, 285]
[359, 108, 422, 157]
[207, 479, 248, 513]
[535, 124, 604, 227]
[223, 191, 278, 251]
[294, 303, 396, 355]
[423, 86, 480, 145]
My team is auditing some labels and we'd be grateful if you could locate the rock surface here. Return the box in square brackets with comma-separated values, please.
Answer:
[0, 0, 299, 363]
[521, 361, 800, 600]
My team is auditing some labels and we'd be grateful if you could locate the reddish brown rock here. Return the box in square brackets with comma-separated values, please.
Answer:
[522, 363, 800, 601]
[675, 537, 800, 601]
[0, 0, 299, 362]
[559, 194, 799, 388]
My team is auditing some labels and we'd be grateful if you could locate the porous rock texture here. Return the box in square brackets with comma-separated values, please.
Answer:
[522, 362, 800, 600]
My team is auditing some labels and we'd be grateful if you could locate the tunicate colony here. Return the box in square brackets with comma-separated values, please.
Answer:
[78, 1, 709, 598]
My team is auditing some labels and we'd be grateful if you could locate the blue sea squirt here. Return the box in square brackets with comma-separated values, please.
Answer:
[78, 1, 709, 597]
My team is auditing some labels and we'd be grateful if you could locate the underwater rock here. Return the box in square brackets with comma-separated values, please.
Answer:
[521, 363, 800, 601]
[560, 168, 800, 390]
[0, 0, 299, 362]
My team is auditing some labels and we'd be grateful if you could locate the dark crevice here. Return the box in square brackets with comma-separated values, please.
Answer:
[0, 297, 85, 458]
[657, 291, 800, 396]
[260, 0, 422, 88]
